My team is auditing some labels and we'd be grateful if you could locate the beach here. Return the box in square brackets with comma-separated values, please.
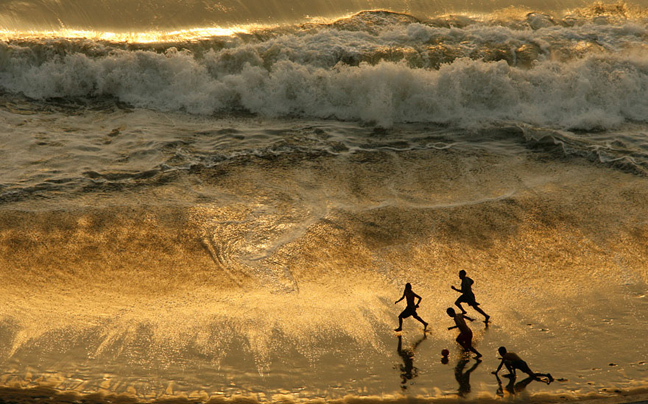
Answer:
[1, 2, 648, 402]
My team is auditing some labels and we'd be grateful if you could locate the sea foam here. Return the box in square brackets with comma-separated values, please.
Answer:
[1, 10, 648, 129]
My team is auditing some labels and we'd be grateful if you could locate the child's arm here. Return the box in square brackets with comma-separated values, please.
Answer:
[492, 359, 504, 374]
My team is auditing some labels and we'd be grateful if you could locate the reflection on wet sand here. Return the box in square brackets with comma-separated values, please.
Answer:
[495, 373, 539, 397]
[455, 358, 481, 397]
[396, 335, 426, 390]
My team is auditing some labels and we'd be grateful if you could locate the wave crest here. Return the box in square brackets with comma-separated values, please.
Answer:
[2, 6, 648, 128]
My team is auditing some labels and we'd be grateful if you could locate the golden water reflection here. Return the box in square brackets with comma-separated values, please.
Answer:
[0, 26, 252, 42]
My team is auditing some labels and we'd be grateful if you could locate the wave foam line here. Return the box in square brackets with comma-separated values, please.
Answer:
[5, 50, 648, 129]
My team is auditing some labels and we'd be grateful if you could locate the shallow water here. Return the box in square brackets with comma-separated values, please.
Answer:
[1, 114, 647, 402]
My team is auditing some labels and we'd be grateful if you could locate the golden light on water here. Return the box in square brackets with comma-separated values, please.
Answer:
[0, 145, 647, 400]
[1, 8, 648, 397]
[0, 26, 252, 42]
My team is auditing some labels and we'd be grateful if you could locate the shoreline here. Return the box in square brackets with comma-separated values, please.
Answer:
[0, 386, 647, 404]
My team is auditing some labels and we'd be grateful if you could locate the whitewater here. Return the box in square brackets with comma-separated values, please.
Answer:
[3, 6, 648, 129]
[0, 1, 647, 403]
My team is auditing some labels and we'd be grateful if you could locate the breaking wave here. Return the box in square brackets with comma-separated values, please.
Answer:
[2, 6, 648, 129]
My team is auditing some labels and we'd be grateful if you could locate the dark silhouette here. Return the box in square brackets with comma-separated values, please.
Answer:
[441, 348, 450, 364]
[446, 307, 482, 358]
[492, 347, 553, 383]
[451, 270, 490, 323]
[455, 358, 482, 397]
[394, 283, 428, 332]
[396, 334, 426, 390]
[495, 373, 536, 397]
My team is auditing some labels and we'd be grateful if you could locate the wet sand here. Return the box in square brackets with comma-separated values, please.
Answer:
[0, 125, 646, 402]
[0, 386, 647, 404]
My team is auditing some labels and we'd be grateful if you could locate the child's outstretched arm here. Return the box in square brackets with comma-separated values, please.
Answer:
[492, 359, 504, 375]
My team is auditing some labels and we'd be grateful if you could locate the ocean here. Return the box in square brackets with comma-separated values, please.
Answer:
[1, 0, 648, 403]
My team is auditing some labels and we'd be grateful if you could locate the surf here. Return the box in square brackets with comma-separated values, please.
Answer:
[2, 6, 648, 130]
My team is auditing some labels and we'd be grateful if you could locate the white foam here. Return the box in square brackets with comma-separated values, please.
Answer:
[2, 14, 648, 129]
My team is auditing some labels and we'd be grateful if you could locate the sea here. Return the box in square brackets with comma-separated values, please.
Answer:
[1, 0, 648, 403]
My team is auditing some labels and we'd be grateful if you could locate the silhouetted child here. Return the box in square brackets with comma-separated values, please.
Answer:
[451, 270, 490, 323]
[395, 283, 428, 332]
[492, 346, 553, 383]
[446, 307, 482, 358]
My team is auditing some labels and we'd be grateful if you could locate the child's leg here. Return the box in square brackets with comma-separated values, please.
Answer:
[455, 298, 466, 314]
[473, 305, 489, 321]
[413, 314, 427, 329]
[395, 315, 404, 331]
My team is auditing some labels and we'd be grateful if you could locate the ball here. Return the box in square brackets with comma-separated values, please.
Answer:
[441, 349, 450, 357]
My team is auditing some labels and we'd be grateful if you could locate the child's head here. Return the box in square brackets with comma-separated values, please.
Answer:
[459, 270, 466, 278]
[498, 346, 507, 356]
[446, 307, 456, 317]
[405, 283, 412, 291]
